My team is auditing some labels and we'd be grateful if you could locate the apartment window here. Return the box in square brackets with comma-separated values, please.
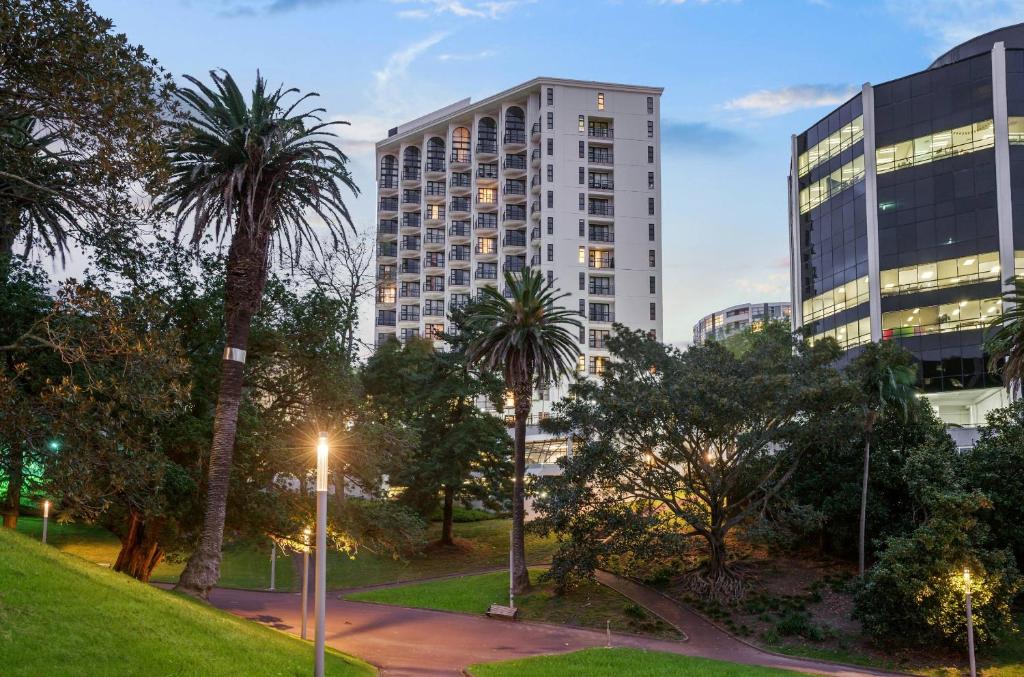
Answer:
[648, 223, 655, 241]
[648, 197, 655, 215]
[648, 146, 654, 163]
[400, 328, 419, 342]
[546, 87, 553, 106]
[597, 92, 605, 110]
[650, 276, 656, 294]
[547, 244, 554, 262]
[577, 354, 585, 373]
[648, 172, 655, 190]
[547, 270, 553, 284]
[590, 329, 610, 349]
[547, 216, 554, 235]
[579, 272, 585, 290]
[649, 250, 656, 267]
[546, 111, 554, 130]
[650, 303, 656, 321]
[578, 219, 584, 236]
[547, 190, 553, 208]
[578, 140, 584, 158]
[578, 193, 585, 211]
[579, 299, 585, 315]
[578, 167, 584, 184]
[578, 326, 585, 344]
[578, 245, 585, 263]
[547, 138, 553, 156]
[646, 96, 654, 114]
[647, 120, 654, 138]
[547, 164, 553, 182]
[578, 115, 585, 133]
[425, 323, 444, 340]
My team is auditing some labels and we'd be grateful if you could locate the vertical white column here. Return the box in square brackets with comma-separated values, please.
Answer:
[862, 83, 883, 342]
[993, 41, 1015, 292]
[788, 135, 803, 331]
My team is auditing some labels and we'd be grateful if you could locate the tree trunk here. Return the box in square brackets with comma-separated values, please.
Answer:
[114, 512, 165, 582]
[2, 444, 24, 529]
[440, 484, 455, 546]
[333, 469, 347, 507]
[707, 527, 728, 580]
[510, 379, 531, 594]
[175, 227, 271, 599]
[858, 436, 871, 578]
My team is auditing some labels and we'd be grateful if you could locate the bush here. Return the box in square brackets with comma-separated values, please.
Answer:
[429, 505, 499, 523]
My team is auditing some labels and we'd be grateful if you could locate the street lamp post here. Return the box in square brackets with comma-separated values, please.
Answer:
[41, 500, 49, 544]
[314, 432, 328, 677]
[302, 527, 311, 640]
[964, 568, 977, 677]
[269, 541, 277, 591]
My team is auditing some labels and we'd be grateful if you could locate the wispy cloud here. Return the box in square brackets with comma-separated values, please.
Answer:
[722, 84, 857, 117]
[661, 120, 745, 153]
[886, 0, 1024, 54]
[373, 32, 449, 104]
[393, 0, 533, 19]
[438, 49, 496, 61]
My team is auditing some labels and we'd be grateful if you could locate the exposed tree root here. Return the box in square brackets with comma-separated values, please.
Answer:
[674, 565, 749, 604]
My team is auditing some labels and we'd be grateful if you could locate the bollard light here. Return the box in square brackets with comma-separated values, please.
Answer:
[301, 527, 311, 640]
[41, 500, 50, 544]
[964, 567, 976, 677]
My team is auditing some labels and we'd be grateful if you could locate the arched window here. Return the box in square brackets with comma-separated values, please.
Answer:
[380, 155, 398, 188]
[451, 127, 470, 164]
[402, 146, 421, 181]
[426, 137, 445, 172]
[504, 107, 525, 144]
[477, 118, 497, 154]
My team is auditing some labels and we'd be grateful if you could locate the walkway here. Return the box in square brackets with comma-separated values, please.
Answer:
[208, 580, 903, 677]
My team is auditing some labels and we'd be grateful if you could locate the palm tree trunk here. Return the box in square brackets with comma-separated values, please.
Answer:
[440, 484, 455, 546]
[858, 436, 871, 578]
[176, 228, 271, 599]
[510, 380, 531, 593]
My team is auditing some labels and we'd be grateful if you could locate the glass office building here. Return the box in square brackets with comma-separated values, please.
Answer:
[789, 24, 1024, 428]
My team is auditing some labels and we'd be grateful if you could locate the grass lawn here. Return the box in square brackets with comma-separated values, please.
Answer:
[0, 527, 373, 677]
[467, 647, 803, 676]
[346, 569, 682, 639]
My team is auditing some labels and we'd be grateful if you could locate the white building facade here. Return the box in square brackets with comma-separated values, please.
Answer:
[373, 77, 664, 451]
[692, 301, 792, 345]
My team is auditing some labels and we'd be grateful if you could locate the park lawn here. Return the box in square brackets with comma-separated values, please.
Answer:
[467, 647, 803, 676]
[0, 527, 373, 677]
[346, 569, 682, 640]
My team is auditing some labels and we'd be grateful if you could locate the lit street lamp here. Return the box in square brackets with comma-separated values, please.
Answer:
[41, 500, 49, 544]
[302, 527, 311, 640]
[314, 432, 328, 677]
[964, 568, 977, 677]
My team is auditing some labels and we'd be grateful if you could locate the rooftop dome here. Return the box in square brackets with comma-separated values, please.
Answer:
[929, 23, 1024, 69]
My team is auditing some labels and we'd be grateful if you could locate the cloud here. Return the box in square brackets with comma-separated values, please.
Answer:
[722, 84, 857, 117]
[330, 114, 394, 153]
[437, 49, 496, 61]
[661, 120, 745, 153]
[886, 0, 1024, 53]
[373, 32, 449, 103]
[392, 0, 533, 19]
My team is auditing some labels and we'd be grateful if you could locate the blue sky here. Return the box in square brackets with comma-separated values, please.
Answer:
[89, 0, 1024, 345]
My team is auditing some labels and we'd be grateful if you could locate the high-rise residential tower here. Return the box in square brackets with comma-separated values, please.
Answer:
[692, 301, 791, 345]
[374, 77, 664, 442]
[789, 24, 1024, 431]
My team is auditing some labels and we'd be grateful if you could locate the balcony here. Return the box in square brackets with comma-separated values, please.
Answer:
[476, 141, 498, 157]
[588, 178, 614, 191]
[503, 233, 527, 247]
[449, 222, 470, 238]
[503, 181, 526, 198]
[425, 184, 446, 199]
[402, 167, 421, 183]
[378, 220, 398, 236]
[589, 283, 615, 296]
[376, 314, 397, 327]
[450, 174, 472, 191]
[377, 244, 398, 258]
[400, 261, 421, 275]
[400, 240, 420, 253]
[530, 254, 541, 266]
[587, 152, 614, 166]
[424, 209, 445, 224]
[588, 257, 615, 270]
[424, 160, 445, 175]
[450, 150, 471, 166]
[530, 201, 540, 215]
[401, 214, 421, 230]
[423, 257, 444, 270]
[530, 148, 541, 167]
[587, 126, 614, 139]
[476, 193, 498, 209]
[401, 191, 421, 206]
[589, 336, 609, 349]
[377, 267, 397, 281]
[503, 207, 527, 223]
[424, 231, 445, 246]
[530, 174, 541, 194]
[530, 226, 541, 242]
[449, 272, 471, 287]
[504, 129, 526, 146]
[589, 309, 615, 323]
[531, 121, 541, 140]
[449, 248, 470, 262]
[503, 261, 526, 273]
[588, 203, 614, 218]
[424, 280, 445, 293]
[379, 197, 398, 212]
[477, 164, 499, 181]
[449, 198, 471, 214]
[474, 244, 497, 256]
[424, 306, 444, 318]
[475, 215, 498, 231]
[380, 177, 398, 191]
[399, 287, 420, 299]
[375, 291, 396, 304]
[399, 311, 420, 323]
[475, 268, 499, 280]
[588, 229, 615, 243]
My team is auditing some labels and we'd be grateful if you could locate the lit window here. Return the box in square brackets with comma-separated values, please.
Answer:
[880, 252, 1000, 296]
[798, 155, 865, 214]
[875, 119, 994, 175]
[597, 92, 604, 110]
[578, 246, 586, 263]
[477, 187, 496, 204]
[797, 116, 863, 177]
[578, 115, 585, 133]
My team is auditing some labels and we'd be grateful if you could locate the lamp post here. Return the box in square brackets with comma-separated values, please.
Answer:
[269, 541, 277, 591]
[41, 500, 49, 544]
[301, 527, 311, 640]
[964, 568, 977, 677]
[314, 432, 328, 677]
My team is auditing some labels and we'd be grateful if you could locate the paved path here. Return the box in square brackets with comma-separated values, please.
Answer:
[208, 581, 903, 677]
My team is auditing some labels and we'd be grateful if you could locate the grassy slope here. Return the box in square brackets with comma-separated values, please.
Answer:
[346, 569, 682, 640]
[0, 527, 373, 677]
[17, 516, 558, 591]
[468, 648, 803, 677]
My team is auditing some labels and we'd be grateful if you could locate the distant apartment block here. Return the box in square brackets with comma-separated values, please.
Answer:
[692, 301, 792, 344]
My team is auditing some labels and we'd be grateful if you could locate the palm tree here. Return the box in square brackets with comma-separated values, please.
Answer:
[849, 343, 917, 577]
[986, 278, 1024, 397]
[157, 70, 357, 598]
[464, 267, 580, 592]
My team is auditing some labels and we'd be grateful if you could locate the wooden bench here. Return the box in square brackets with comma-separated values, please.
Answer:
[486, 603, 519, 620]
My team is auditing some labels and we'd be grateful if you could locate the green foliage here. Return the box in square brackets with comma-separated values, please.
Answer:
[986, 277, 1024, 388]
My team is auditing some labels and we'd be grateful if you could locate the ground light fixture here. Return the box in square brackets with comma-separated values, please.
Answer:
[314, 432, 328, 677]
[41, 500, 49, 544]
[302, 527, 311, 640]
[964, 567, 976, 677]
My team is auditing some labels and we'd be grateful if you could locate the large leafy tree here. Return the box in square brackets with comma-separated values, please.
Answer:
[534, 324, 843, 601]
[846, 341, 918, 576]
[156, 70, 358, 598]
[986, 277, 1024, 395]
[1, 0, 172, 260]
[464, 268, 580, 592]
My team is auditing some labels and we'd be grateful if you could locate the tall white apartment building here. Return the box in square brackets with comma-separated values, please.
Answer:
[374, 77, 664, 440]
